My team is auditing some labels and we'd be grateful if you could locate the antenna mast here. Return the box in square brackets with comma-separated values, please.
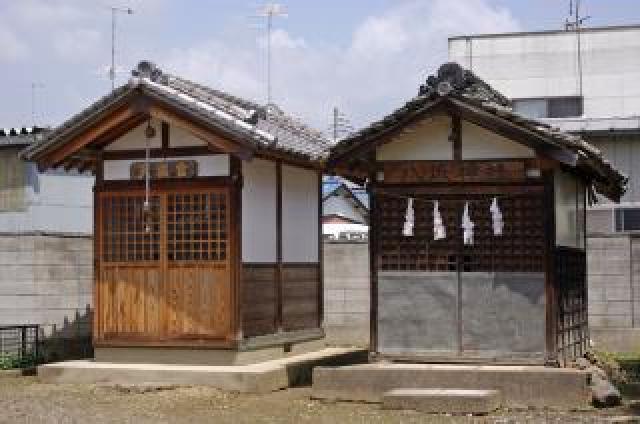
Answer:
[566, 0, 590, 99]
[109, 6, 134, 90]
[31, 82, 44, 129]
[257, 3, 287, 107]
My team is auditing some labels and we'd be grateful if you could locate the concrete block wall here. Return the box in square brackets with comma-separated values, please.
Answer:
[0, 233, 93, 360]
[323, 241, 370, 347]
[588, 233, 640, 351]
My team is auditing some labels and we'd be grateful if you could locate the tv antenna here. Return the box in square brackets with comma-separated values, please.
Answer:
[256, 3, 287, 108]
[565, 0, 590, 99]
[108, 5, 134, 90]
[328, 107, 355, 144]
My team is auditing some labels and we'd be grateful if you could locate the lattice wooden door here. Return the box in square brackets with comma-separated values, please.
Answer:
[94, 186, 233, 344]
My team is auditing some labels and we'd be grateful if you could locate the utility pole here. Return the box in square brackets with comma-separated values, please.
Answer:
[257, 3, 287, 107]
[329, 107, 355, 144]
[109, 6, 134, 90]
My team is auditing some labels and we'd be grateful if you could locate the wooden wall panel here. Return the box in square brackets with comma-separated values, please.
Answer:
[282, 264, 320, 331]
[241, 264, 277, 337]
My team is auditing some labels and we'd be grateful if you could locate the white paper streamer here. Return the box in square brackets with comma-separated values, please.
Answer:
[462, 201, 474, 245]
[490, 197, 504, 236]
[402, 197, 414, 237]
[433, 200, 446, 240]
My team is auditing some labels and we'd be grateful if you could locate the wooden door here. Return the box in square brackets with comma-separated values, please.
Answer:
[94, 186, 233, 345]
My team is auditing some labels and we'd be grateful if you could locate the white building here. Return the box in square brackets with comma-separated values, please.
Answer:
[449, 24, 640, 350]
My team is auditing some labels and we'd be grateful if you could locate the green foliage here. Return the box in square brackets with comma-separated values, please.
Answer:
[0, 352, 39, 370]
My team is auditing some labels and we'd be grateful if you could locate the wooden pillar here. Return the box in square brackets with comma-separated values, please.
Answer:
[317, 169, 324, 328]
[275, 160, 283, 332]
[231, 156, 244, 342]
[543, 168, 558, 365]
[368, 155, 379, 357]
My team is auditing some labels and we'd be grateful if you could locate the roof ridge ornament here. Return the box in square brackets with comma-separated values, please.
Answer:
[132, 61, 168, 85]
[418, 62, 511, 107]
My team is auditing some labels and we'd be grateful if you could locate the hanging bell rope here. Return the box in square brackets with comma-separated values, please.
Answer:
[143, 120, 156, 233]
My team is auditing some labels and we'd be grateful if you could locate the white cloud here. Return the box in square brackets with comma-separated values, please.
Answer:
[0, 26, 29, 62]
[163, 0, 521, 131]
[53, 29, 102, 61]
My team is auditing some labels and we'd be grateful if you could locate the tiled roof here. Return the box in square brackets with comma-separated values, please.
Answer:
[330, 62, 627, 202]
[24, 61, 330, 162]
[0, 127, 47, 146]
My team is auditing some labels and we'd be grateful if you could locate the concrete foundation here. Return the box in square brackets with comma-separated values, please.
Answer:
[95, 337, 328, 366]
[312, 363, 591, 409]
[382, 388, 501, 415]
[39, 347, 367, 393]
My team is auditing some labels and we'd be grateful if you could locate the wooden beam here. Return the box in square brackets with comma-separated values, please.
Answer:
[149, 105, 255, 160]
[450, 113, 462, 161]
[42, 105, 141, 169]
[102, 146, 222, 160]
[91, 114, 148, 150]
[161, 121, 170, 150]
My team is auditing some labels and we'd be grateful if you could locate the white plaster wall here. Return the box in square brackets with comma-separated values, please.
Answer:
[170, 124, 207, 147]
[105, 119, 162, 151]
[462, 120, 535, 159]
[103, 155, 229, 180]
[555, 169, 581, 248]
[282, 165, 319, 263]
[376, 115, 453, 161]
[241, 159, 277, 263]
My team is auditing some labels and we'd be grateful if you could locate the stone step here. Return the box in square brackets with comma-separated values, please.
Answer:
[312, 363, 591, 409]
[382, 388, 501, 415]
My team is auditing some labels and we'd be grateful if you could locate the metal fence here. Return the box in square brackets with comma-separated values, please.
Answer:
[0, 325, 39, 369]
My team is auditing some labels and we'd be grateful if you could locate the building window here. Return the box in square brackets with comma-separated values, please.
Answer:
[615, 208, 640, 232]
[513, 97, 583, 119]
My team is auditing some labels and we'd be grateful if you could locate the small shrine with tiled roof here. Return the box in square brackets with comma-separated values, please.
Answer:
[24, 61, 329, 363]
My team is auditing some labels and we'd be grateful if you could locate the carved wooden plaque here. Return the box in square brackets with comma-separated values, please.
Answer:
[381, 160, 529, 184]
[130, 160, 198, 180]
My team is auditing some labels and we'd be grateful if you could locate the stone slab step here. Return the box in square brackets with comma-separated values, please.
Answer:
[312, 363, 591, 409]
[38, 347, 365, 393]
[382, 388, 500, 415]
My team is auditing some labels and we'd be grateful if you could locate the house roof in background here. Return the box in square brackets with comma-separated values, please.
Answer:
[23, 61, 330, 165]
[323, 175, 369, 210]
[329, 62, 627, 202]
[0, 127, 47, 147]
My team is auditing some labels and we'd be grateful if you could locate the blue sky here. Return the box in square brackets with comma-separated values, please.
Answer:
[1, 0, 639, 132]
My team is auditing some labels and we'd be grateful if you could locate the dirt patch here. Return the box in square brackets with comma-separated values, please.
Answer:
[0, 376, 638, 423]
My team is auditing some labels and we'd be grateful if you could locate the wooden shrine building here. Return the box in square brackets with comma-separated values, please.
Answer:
[329, 63, 626, 366]
[23, 61, 329, 364]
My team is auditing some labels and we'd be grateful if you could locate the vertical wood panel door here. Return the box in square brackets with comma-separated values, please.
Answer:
[94, 186, 233, 344]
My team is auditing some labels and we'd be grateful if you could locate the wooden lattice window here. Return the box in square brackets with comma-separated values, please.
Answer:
[100, 194, 161, 262]
[377, 190, 545, 273]
[167, 192, 228, 262]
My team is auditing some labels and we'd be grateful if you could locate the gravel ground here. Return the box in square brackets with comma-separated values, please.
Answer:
[0, 375, 639, 423]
